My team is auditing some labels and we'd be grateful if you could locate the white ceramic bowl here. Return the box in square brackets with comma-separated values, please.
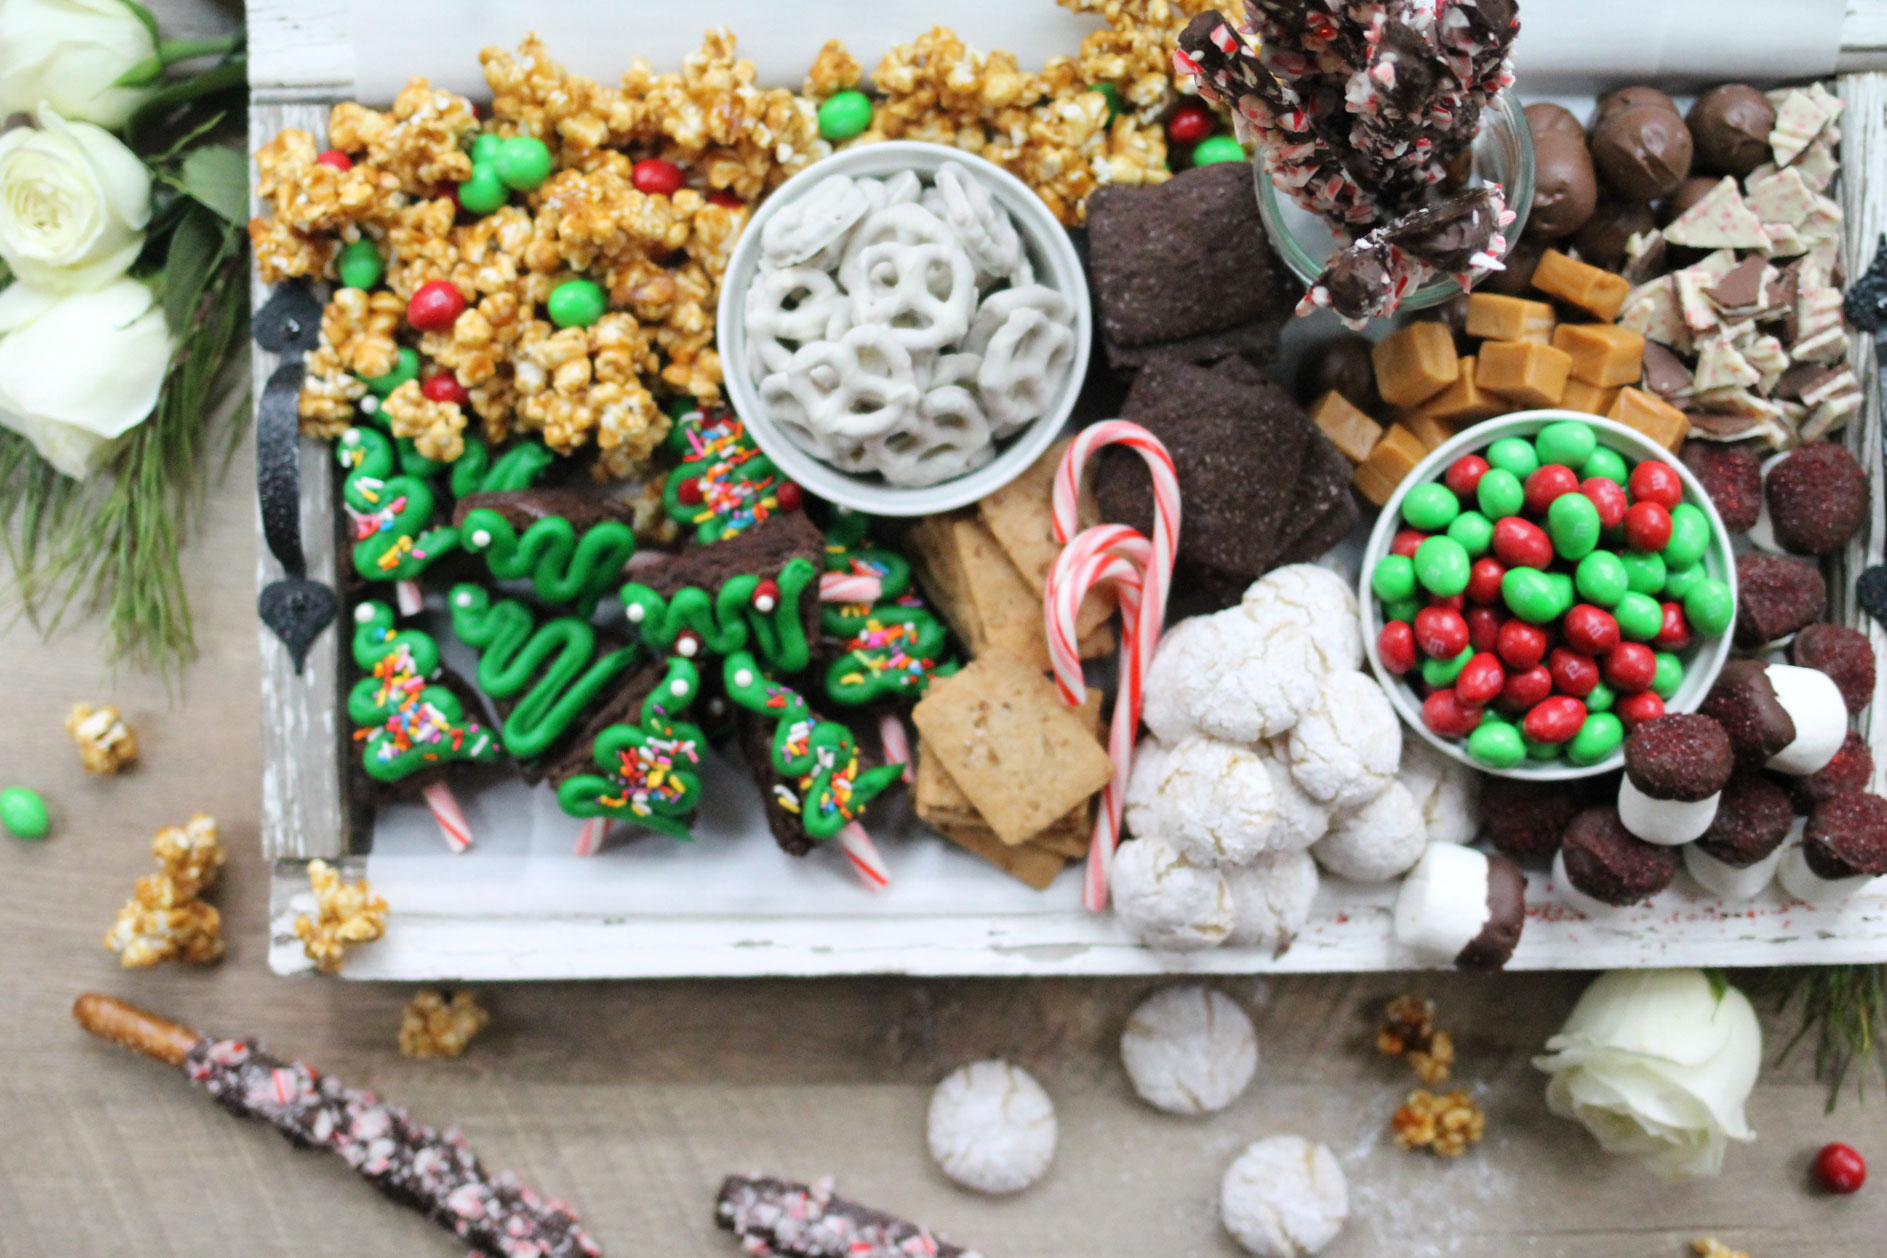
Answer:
[1359, 411, 1739, 781]
[716, 141, 1091, 516]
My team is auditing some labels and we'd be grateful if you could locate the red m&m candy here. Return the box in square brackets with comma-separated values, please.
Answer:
[1623, 501, 1673, 552]
[1492, 517, 1553, 569]
[1548, 648, 1600, 697]
[1423, 688, 1483, 738]
[1445, 455, 1490, 497]
[1813, 1143, 1867, 1195]
[1456, 652, 1505, 706]
[1500, 664, 1553, 711]
[421, 373, 469, 405]
[1628, 460, 1683, 509]
[407, 279, 466, 332]
[1496, 619, 1548, 670]
[1523, 696, 1587, 743]
[1615, 690, 1665, 729]
[773, 481, 804, 511]
[707, 189, 744, 208]
[632, 158, 687, 195]
[1414, 607, 1470, 660]
[1523, 464, 1580, 514]
[1391, 529, 1429, 558]
[1466, 605, 1503, 652]
[1467, 557, 1506, 604]
[1581, 476, 1629, 529]
[1652, 602, 1691, 651]
[1166, 100, 1213, 143]
[316, 149, 354, 171]
[1378, 621, 1417, 674]
[1561, 604, 1620, 655]
[1602, 642, 1657, 692]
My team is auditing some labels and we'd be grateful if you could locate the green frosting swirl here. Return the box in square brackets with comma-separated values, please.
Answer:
[337, 427, 459, 585]
[662, 406, 796, 545]
[722, 650, 903, 843]
[820, 522, 958, 707]
[555, 657, 707, 839]
[346, 600, 502, 783]
[449, 435, 556, 499]
[448, 584, 639, 762]
[620, 555, 818, 674]
[460, 509, 638, 617]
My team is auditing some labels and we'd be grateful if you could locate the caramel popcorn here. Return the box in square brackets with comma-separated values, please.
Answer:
[382, 378, 468, 462]
[803, 40, 862, 98]
[1391, 1088, 1486, 1158]
[294, 859, 389, 974]
[106, 876, 224, 967]
[65, 703, 138, 775]
[398, 989, 491, 1059]
[151, 812, 225, 898]
[1693, 1241, 1750, 1258]
[1377, 995, 1454, 1084]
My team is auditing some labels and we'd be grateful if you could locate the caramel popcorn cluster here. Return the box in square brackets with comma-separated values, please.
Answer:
[66, 703, 139, 776]
[1693, 1241, 1750, 1258]
[398, 989, 491, 1059]
[293, 859, 390, 974]
[1376, 995, 1455, 1085]
[1390, 1088, 1486, 1158]
[105, 814, 226, 968]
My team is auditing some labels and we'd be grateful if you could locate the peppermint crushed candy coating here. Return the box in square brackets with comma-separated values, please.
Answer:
[716, 1174, 982, 1258]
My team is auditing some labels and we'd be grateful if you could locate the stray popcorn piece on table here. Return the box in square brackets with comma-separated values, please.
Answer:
[1391, 1088, 1486, 1158]
[1376, 994, 1455, 1085]
[104, 813, 227, 968]
[152, 812, 226, 898]
[398, 989, 490, 1059]
[294, 859, 390, 974]
[66, 703, 138, 775]
[1693, 1241, 1749, 1258]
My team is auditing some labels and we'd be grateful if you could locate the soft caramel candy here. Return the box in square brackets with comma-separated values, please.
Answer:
[1476, 340, 1572, 407]
[1403, 413, 1457, 452]
[1353, 424, 1429, 506]
[1552, 322, 1646, 388]
[1606, 386, 1691, 451]
[1310, 390, 1382, 463]
[1372, 322, 1459, 408]
[1406, 355, 1508, 427]
[1532, 249, 1631, 321]
[1465, 293, 1555, 343]
[1559, 379, 1621, 416]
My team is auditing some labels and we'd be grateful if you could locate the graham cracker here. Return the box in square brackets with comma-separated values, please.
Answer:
[914, 689, 1103, 841]
[976, 440, 1114, 641]
[955, 519, 1115, 668]
[933, 820, 1068, 890]
[912, 655, 1115, 846]
[906, 510, 984, 648]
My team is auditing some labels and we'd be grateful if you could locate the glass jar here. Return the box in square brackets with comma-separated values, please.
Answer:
[1252, 89, 1534, 315]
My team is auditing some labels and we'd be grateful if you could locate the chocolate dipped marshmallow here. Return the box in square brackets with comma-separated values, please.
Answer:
[1617, 714, 1733, 845]
[1778, 794, 1887, 905]
[1393, 844, 1526, 971]
[1553, 805, 1681, 916]
[1682, 774, 1794, 900]
[1762, 664, 1849, 776]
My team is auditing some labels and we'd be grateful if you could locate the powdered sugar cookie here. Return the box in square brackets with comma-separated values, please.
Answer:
[1224, 848, 1319, 950]
[1220, 1135, 1348, 1258]
[1286, 671, 1400, 807]
[1399, 737, 1481, 847]
[1127, 734, 1278, 865]
[1240, 564, 1364, 674]
[1312, 781, 1426, 883]
[927, 1060, 1057, 1195]
[1120, 985, 1258, 1115]
[1110, 832, 1234, 952]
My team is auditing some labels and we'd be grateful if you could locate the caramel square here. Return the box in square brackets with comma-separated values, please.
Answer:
[1606, 387, 1691, 451]
[1406, 355, 1508, 427]
[1353, 424, 1429, 507]
[1476, 340, 1572, 407]
[1403, 413, 1457, 451]
[1532, 249, 1631, 321]
[1310, 390, 1383, 463]
[1552, 322, 1646, 388]
[1465, 293, 1555, 343]
[1559, 379, 1621, 417]
[1371, 322, 1460, 409]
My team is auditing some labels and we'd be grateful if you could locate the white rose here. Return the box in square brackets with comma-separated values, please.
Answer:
[0, 106, 152, 292]
[0, 0, 160, 129]
[1533, 969, 1760, 1178]
[0, 277, 173, 478]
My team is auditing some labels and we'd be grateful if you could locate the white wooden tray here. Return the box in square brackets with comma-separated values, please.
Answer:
[251, 6, 1887, 978]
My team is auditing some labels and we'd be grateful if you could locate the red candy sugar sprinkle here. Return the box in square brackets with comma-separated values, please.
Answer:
[1814, 1143, 1866, 1194]
[675, 477, 705, 506]
[774, 481, 804, 511]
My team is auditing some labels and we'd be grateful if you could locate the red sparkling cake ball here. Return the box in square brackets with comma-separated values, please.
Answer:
[1789, 730, 1873, 813]
[1680, 442, 1763, 533]
[1767, 443, 1868, 555]
[1623, 713, 1733, 801]
[1791, 623, 1876, 714]
[1480, 776, 1583, 861]
[1734, 553, 1826, 647]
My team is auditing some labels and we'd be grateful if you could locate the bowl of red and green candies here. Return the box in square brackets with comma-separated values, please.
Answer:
[1360, 411, 1737, 780]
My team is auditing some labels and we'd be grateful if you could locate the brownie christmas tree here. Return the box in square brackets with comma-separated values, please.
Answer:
[820, 520, 958, 708]
[555, 657, 708, 839]
[456, 491, 639, 617]
[662, 405, 803, 545]
[336, 426, 459, 587]
[347, 601, 503, 787]
[448, 434, 557, 499]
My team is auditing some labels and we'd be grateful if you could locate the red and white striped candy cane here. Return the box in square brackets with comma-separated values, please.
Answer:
[819, 571, 883, 603]
[571, 816, 607, 857]
[878, 713, 915, 785]
[420, 781, 474, 853]
[1045, 526, 1146, 703]
[837, 821, 891, 892]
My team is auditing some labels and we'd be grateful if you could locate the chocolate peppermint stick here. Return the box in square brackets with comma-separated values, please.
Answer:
[716, 1175, 984, 1258]
[74, 995, 602, 1258]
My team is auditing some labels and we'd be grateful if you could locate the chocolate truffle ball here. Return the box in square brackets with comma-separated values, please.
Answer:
[1792, 624, 1876, 714]
[1561, 805, 1682, 905]
[1702, 658, 1799, 772]
[1481, 776, 1580, 862]
[1687, 84, 1778, 177]
[1680, 442, 1763, 532]
[1789, 730, 1874, 812]
[1804, 793, 1887, 880]
[1694, 774, 1795, 867]
[1597, 85, 1680, 121]
[1295, 333, 1381, 411]
[1767, 443, 1869, 556]
[1593, 104, 1694, 201]
[1483, 232, 1547, 297]
[1529, 130, 1600, 239]
[1734, 553, 1827, 647]
[1574, 200, 1656, 271]
[1625, 713, 1734, 801]
[1658, 175, 1721, 226]
[1526, 101, 1586, 142]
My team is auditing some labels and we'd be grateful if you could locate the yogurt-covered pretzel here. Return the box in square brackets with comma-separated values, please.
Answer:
[963, 285, 1074, 356]
[848, 240, 977, 353]
[977, 305, 1076, 435]
[768, 323, 921, 446]
[761, 175, 871, 269]
[859, 169, 924, 211]
[744, 266, 851, 373]
[838, 203, 958, 291]
[933, 160, 1026, 281]
[868, 384, 997, 486]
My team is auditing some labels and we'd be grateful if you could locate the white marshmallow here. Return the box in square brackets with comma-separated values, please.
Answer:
[1777, 837, 1879, 905]
[1617, 776, 1721, 845]
[1744, 451, 1788, 553]
[1552, 849, 1660, 918]
[1683, 838, 1786, 901]
[1763, 664, 1848, 775]
[1393, 844, 1497, 963]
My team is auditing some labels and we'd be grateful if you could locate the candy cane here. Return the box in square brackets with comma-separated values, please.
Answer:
[420, 781, 473, 853]
[878, 712, 915, 784]
[837, 822, 891, 892]
[571, 816, 607, 857]
[395, 579, 425, 617]
[819, 572, 884, 603]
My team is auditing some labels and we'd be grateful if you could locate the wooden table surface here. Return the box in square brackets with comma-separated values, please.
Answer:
[1, 2, 1882, 1254]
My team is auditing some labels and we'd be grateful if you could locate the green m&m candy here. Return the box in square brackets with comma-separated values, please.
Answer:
[1422, 646, 1473, 688]
[337, 238, 384, 291]
[457, 163, 510, 214]
[547, 278, 607, 328]
[1575, 550, 1628, 607]
[1543, 572, 1576, 617]
[1663, 503, 1712, 570]
[363, 346, 419, 397]
[1486, 436, 1539, 479]
[1683, 577, 1735, 636]
[1502, 567, 1559, 624]
[1402, 482, 1461, 531]
[1652, 652, 1684, 699]
[1615, 591, 1663, 640]
[1089, 82, 1123, 121]
[1567, 712, 1624, 765]
[1663, 563, 1707, 600]
[1620, 549, 1666, 595]
[1190, 135, 1247, 165]
[0, 786, 48, 839]
[1381, 597, 1420, 625]
[1582, 446, 1629, 484]
[1371, 553, 1417, 602]
[494, 136, 554, 190]
[1524, 734, 1564, 761]
[1476, 467, 1525, 519]
[1468, 720, 1526, 768]
[818, 89, 874, 141]
[471, 133, 503, 164]
[1446, 510, 1494, 556]
[1547, 492, 1601, 560]
[1535, 420, 1596, 468]
[1585, 680, 1616, 712]
[1414, 535, 1470, 597]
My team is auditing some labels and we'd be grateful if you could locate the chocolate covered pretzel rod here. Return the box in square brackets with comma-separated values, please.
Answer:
[74, 995, 602, 1258]
[715, 1175, 984, 1258]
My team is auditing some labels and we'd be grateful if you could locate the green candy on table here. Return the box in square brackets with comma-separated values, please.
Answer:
[347, 601, 503, 785]
[1683, 577, 1735, 636]
[337, 237, 384, 291]
[1567, 712, 1624, 766]
[493, 136, 553, 190]
[1485, 437, 1539, 479]
[1190, 135, 1246, 165]
[1089, 82, 1123, 121]
[457, 163, 510, 214]
[1, 786, 49, 840]
[1534, 420, 1596, 469]
[459, 508, 638, 618]
[1663, 503, 1711, 570]
[362, 345, 420, 397]
[1620, 549, 1666, 595]
[1401, 482, 1460, 531]
[1371, 554, 1416, 603]
[1615, 591, 1664, 641]
[1476, 468, 1525, 519]
[449, 585, 641, 762]
[1546, 493, 1600, 560]
[1446, 510, 1494, 556]
[471, 133, 503, 164]
[1524, 734, 1564, 761]
[1581, 445, 1629, 484]
[1652, 652, 1684, 699]
[817, 89, 873, 141]
[448, 435, 557, 499]
[1421, 647, 1472, 688]
[621, 557, 820, 676]
[1467, 720, 1525, 769]
[336, 426, 460, 586]
[1576, 550, 1628, 607]
[555, 657, 709, 839]
[1413, 536, 1469, 597]
[1542, 572, 1576, 618]
[548, 278, 607, 329]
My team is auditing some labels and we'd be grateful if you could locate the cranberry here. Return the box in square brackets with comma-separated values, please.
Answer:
[1414, 607, 1470, 660]
[316, 149, 354, 171]
[675, 476, 704, 506]
[1500, 665, 1553, 712]
[1166, 100, 1214, 144]
[1652, 602, 1691, 651]
[1496, 619, 1549, 670]
[1615, 690, 1666, 729]
[1548, 648, 1601, 697]
[752, 578, 782, 612]
[1423, 688, 1484, 738]
[1391, 529, 1429, 558]
[1467, 557, 1506, 604]
[1814, 1143, 1867, 1194]
[1629, 460, 1684, 509]
[1445, 455, 1491, 497]
[632, 158, 687, 196]
[1603, 642, 1658, 692]
[407, 279, 466, 332]
[420, 373, 469, 405]
[707, 189, 744, 208]
[1581, 476, 1630, 529]
[774, 481, 804, 511]
[1466, 605, 1503, 653]
[1623, 500, 1673, 552]
[1456, 652, 1506, 706]
[1523, 695, 1587, 743]
[1523, 464, 1581, 514]
[1561, 604, 1621, 655]
[1378, 621, 1418, 674]
[1492, 517, 1554, 569]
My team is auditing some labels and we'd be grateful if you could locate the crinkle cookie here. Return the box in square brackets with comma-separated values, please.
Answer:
[927, 1060, 1057, 1195]
[1120, 986, 1258, 1116]
[1257, 740, 1331, 852]
[1127, 734, 1278, 866]
[1312, 782, 1427, 883]
[1239, 564, 1364, 674]
[1220, 1135, 1349, 1258]
[1285, 671, 1401, 808]
[1181, 608, 1323, 745]
[1224, 848, 1319, 950]
[1110, 833, 1234, 952]
[1124, 735, 1174, 840]
[1142, 616, 1210, 743]
[1399, 738, 1481, 847]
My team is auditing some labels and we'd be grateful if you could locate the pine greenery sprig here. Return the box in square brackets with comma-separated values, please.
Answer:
[1770, 964, 1887, 1111]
